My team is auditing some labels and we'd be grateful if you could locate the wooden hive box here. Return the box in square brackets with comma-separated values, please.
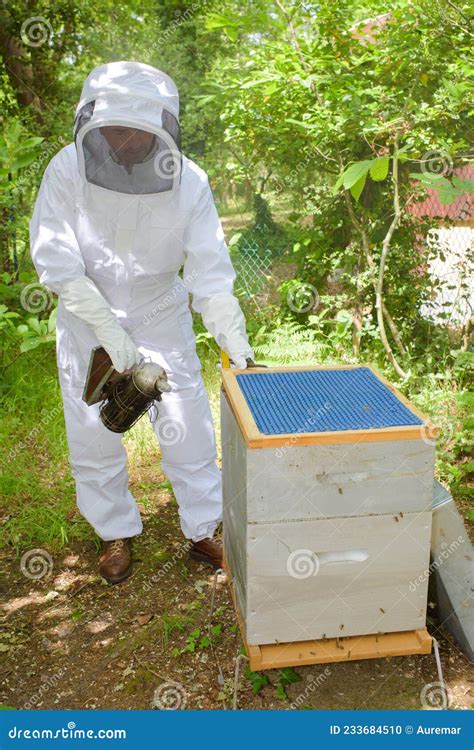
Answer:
[220, 364, 437, 651]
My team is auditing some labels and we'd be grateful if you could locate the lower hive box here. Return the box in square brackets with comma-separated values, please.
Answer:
[220, 364, 437, 648]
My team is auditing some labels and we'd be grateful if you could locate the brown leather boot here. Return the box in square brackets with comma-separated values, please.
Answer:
[98, 538, 133, 584]
[189, 538, 223, 571]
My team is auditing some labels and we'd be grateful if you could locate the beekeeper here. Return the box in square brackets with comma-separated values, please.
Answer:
[29, 61, 254, 583]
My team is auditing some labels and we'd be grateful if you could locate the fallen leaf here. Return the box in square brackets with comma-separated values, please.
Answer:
[136, 614, 153, 626]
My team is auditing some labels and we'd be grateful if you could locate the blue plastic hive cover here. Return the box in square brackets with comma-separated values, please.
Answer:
[235, 367, 423, 435]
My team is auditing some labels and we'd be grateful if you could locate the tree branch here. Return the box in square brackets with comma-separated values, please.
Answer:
[375, 138, 408, 378]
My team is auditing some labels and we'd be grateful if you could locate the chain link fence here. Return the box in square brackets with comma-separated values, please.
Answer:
[408, 163, 473, 328]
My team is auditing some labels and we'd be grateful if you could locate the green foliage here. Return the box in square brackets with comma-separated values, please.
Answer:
[0, 121, 43, 183]
[244, 664, 270, 695]
[172, 624, 222, 656]
[16, 308, 57, 352]
[197, 0, 472, 370]
[408, 172, 474, 205]
[275, 667, 302, 701]
[254, 308, 355, 364]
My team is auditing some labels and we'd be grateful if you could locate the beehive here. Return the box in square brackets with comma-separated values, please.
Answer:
[220, 364, 437, 651]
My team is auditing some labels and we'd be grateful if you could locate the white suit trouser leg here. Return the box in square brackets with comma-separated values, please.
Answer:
[58, 357, 222, 542]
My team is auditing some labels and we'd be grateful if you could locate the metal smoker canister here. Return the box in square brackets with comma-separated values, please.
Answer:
[100, 362, 166, 434]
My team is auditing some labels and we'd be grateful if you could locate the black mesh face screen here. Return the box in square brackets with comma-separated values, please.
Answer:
[162, 109, 181, 150]
[75, 107, 182, 194]
[74, 101, 96, 143]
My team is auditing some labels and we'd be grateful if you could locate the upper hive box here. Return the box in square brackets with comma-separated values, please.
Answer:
[220, 364, 437, 646]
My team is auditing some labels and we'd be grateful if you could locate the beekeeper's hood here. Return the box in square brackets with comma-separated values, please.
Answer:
[74, 61, 181, 195]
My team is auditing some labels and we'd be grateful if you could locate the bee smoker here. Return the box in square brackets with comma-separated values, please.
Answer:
[82, 347, 171, 434]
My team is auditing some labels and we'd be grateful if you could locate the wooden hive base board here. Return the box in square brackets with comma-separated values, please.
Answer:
[246, 628, 432, 671]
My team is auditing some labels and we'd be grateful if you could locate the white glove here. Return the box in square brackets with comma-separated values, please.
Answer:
[93, 319, 142, 373]
[201, 292, 254, 369]
[59, 276, 142, 373]
[230, 354, 250, 369]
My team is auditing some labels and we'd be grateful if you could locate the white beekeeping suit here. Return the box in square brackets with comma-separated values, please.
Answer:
[29, 61, 254, 542]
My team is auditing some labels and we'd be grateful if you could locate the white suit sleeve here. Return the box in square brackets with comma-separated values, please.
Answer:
[183, 178, 254, 365]
[182, 177, 235, 312]
[29, 149, 141, 373]
[29, 150, 86, 293]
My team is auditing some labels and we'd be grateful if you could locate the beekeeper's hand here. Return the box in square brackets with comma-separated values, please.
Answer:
[93, 319, 142, 373]
[201, 292, 254, 370]
[59, 276, 142, 373]
[229, 354, 253, 369]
